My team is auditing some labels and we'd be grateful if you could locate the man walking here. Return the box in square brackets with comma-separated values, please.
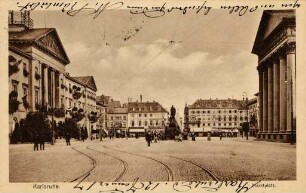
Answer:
[145, 131, 152, 147]
[65, 132, 71, 146]
[33, 131, 39, 151]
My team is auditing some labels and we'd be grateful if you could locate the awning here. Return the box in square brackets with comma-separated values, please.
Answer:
[129, 128, 145, 133]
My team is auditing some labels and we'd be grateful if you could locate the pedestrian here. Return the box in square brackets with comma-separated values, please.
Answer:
[219, 132, 223, 140]
[145, 131, 151, 147]
[33, 131, 39, 151]
[191, 132, 196, 141]
[65, 132, 71, 146]
[39, 132, 45, 150]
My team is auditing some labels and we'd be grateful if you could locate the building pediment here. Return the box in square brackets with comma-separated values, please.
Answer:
[36, 29, 70, 65]
[9, 28, 70, 65]
[252, 10, 295, 57]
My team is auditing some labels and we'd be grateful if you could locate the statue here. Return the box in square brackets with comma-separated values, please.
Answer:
[170, 105, 176, 118]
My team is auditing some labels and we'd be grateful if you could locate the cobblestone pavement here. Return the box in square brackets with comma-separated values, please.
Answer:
[9, 137, 296, 182]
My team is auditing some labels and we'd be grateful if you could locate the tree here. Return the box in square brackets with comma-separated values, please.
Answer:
[63, 118, 79, 139]
[22, 111, 51, 142]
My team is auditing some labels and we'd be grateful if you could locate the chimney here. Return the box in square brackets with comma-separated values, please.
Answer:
[140, 95, 142, 102]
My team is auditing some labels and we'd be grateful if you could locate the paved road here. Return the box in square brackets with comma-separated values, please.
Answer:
[9, 137, 296, 182]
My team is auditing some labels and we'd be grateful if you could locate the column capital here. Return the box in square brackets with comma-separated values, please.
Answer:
[285, 41, 296, 54]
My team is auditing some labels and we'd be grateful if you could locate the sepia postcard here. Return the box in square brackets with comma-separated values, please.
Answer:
[0, 0, 306, 193]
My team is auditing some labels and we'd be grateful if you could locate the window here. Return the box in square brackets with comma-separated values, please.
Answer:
[145, 121, 148, 126]
[229, 110, 232, 113]
[23, 87, 27, 97]
[213, 123, 215, 126]
[144, 114, 147, 117]
[218, 110, 221, 114]
[203, 123, 205, 126]
[156, 121, 158, 126]
[229, 116, 232, 121]
[208, 123, 210, 126]
[207, 110, 210, 114]
[13, 84, 17, 92]
[139, 114, 142, 117]
[35, 89, 39, 105]
[123, 116, 126, 120]
[35, 67, 38, 73]
[131, 121, 134, 127]
[150, 114, 153, 117]
[203, 111, 206, 113]
[150, 120, 153, 126]
[219, 123, 221, 126]
[111, 116, 113, 120]
[229, 123, 232, 126]
[224, 123, 226, 126]
[197, 111, 200, 114]
[139, 121, 141, 126]
[224, 116, 226, 121]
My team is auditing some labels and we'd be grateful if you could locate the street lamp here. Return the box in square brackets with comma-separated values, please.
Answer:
[242, 92, 249, 140]
[285, 67, 295, 145]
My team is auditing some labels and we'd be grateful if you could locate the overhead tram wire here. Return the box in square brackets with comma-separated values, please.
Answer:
[112, 13, 183, 93]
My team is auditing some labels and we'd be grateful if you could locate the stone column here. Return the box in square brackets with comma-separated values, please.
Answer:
[279, 51, 287, 132]
[43, 65, 49, 106]
[263, 69, 268, 132]
[273, 59, 280, 132]
[258, 68, 263, 132]
[54, 70, 60, 108]
[268, 63, 273, 133]
[51, 69, 55, 108]
[286, 42, 296, 132]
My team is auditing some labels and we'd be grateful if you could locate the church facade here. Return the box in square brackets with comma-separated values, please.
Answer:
[252, 10, 296, 142]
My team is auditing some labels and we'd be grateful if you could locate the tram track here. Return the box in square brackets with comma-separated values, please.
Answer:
[87, 146, 128, 181]
[164, 155, 219, 181]
[69, 146, 97, 182]
[103, 145, 174, 181]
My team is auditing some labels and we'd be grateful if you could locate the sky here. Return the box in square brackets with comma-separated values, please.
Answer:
[31, 9, 263, 117]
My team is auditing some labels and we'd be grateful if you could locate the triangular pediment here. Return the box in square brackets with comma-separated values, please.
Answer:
[36, 29, 70, 65]
[252, 10, 295, 55]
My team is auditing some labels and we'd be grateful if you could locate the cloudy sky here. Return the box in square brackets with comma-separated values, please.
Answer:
[31, 9, 262, 116]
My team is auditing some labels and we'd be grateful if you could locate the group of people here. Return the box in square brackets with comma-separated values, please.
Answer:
[33, 132, 45, 151]
[144, 131, 161, 146]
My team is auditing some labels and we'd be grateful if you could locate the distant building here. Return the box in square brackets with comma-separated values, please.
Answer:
[127, 101, 168, 137]
[246, 95, 259, 137]
[252, 10, 296, 142]
[107, 108, 128, 137]
[187, 99, 248, 137]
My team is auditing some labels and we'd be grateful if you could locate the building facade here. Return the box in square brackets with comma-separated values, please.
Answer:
[247, 96, 259, 137]
[187, 99, 248, 136]
[8, 11, 100, 140]
[106, 108, 128, 137]
[8, 11, 70, 138]
[252, 10, 296, 142]
[127, 101, 168, 137]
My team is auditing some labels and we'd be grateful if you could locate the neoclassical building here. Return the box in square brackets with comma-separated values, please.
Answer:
[8, 11, 99, 140]
[9, 11, 70, 134]
[252, 10, 296, 142]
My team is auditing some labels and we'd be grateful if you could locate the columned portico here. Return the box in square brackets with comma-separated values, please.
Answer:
[252, 10, 296, 143]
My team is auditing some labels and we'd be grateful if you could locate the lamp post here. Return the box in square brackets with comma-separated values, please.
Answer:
[242, 92, 249, 140]
[285, 67, 295, 145]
